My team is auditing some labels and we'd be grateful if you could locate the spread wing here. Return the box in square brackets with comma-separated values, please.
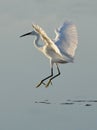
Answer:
[54, 21, 78, 58]
[32, 24, 62, 56]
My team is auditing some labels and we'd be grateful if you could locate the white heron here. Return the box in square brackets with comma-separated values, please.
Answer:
[20, 21, 78, 88]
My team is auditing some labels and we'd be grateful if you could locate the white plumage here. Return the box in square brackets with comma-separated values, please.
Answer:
[55, 21, 78, 58]
[20, 21, 78, 88]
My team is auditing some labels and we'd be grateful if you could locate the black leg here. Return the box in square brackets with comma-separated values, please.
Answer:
[36, 67, 53, 88]
[45, 64, 60, 87]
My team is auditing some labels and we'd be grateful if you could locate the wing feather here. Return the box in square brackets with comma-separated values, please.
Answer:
[54, 21, 78, 58]
[32, 24, 62, 56]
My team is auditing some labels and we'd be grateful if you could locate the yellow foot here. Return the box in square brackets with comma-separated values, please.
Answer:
[36, 81, 46, 88]
[45, 80, 52, 88]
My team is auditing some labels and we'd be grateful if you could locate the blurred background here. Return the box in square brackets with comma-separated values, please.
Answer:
[0, 0, 97, 130]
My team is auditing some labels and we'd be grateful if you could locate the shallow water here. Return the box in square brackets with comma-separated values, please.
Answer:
[34, 99, 97, 106]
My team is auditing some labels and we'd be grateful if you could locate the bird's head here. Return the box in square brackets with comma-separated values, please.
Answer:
[20, 30, 38, 38]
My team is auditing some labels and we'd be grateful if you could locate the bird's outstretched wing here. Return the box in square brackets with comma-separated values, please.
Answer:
[54, 21, 78, 58]
[32, 24, 62, 56]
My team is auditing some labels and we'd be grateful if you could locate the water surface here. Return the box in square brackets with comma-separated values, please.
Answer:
[0, 0, 97, 130]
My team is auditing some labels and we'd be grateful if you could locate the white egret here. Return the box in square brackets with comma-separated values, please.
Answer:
[20, 21, 78, 88]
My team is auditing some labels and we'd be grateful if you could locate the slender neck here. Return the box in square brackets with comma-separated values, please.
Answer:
[34, 34, 43, 50]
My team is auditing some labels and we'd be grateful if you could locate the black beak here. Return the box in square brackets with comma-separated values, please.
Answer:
[20, 32, 32, 38]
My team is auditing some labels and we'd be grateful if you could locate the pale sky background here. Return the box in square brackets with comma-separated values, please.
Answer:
[0, 0, 97, 130]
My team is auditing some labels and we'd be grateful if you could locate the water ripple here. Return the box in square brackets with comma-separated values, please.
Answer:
[33, 99, 97, 106]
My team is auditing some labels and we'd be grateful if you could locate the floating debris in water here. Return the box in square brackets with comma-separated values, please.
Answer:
[71, 99, 97, 103]
[85, 104, 92, 106]
[34, 101, 51, 104]
[60, 102, 74, 105]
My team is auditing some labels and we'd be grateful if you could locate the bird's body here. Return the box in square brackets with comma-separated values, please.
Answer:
[41, 43, 66, 63]
[20, 21, 78, 87]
